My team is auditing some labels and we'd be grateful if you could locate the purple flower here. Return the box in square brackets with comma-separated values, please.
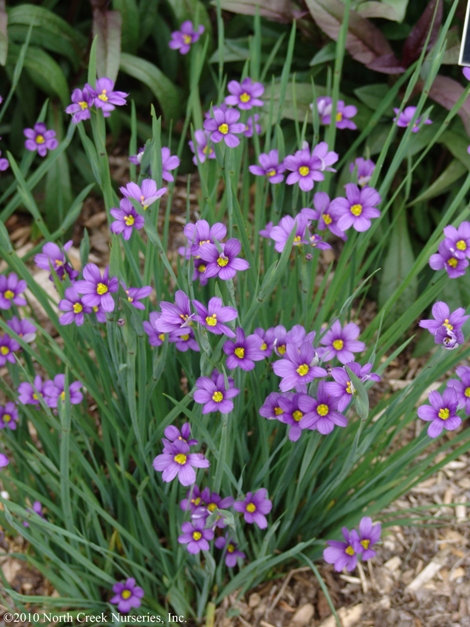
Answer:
[234, 488, 272, 529]
[110, 578, 144, 614]
[110, 200, 145, 240]
[121, 282, 152, 310]
[189, 130, 216, 164]
[249, 150, 285, 184]
[302, 193, 347, 240]
[193, 297, 237, 337]
[244, 114, 261, 137]
[308, 232, 331, 251]
[270, 214, 310, 253]
[330, 184, 381, 232]
[161, 147, 180, 182]
[180, 485, 206, 513]
[357, 517, 381, 560]
[65, 87, 93, 123]
[0, 335, 20, 366]
[350, 158, 375, 187]
[182, 220, 227, 258]
[298, 383, 348, 435]
[74, 264, 118, 313]
[278, 393, 314, 442]
[323, 527, 361, 572]
[129, 146, 145, 165]
[6, 317, 36, 343]
[169, 329, 200, 352]
[87, 77, 128, 115]
[194, 372, 240, 414]
[417, 388, 461, 438]
[393, 106, 432, 132]
[178, 518, 214, 554]
[203, 108, 246, 148]
[0, 272, 27, 309]
[259, 222, 274, 239]
[154, 290, 193, 336]
[254, 327, 276, 357]
[34, 240, 78, 281]
[320, 320, 365, 364]
[24, 123, 58, 157]
[448, 366, 470, 415]
[0, 454, 9, 467]
[225, 78, 264, 110]
[58, 286, 92, 326]
[43, 375, 83, 408]
[443, 222, 470, 259]
[284, 142, 338, 192]
[259, 392, 287, 421]
[18, 376, 45, 406]
[23, 501, 45, 527]
[324, 363, 379, 411]
[153, 440, 209, 486]
[162, 423, 198, 451]
[120, 179, 167, 210]
[273, 342, 327, 392]
[223, 327, 265, 371]
[169, 21, 204, 55]
[192, 489, 234, 528]
[429, 241, 469, 278]
[0, 403, 19, 430]
[215, 536, 246, 567]
[198, 238, 249, 280]
[435, 326, 463, 350]
[315, 97, 357, 130]
[419, 302, 469, 341]
[0, 150, 9, 171]
[143, 312, 165, 347]
[463, 68, 470, 81]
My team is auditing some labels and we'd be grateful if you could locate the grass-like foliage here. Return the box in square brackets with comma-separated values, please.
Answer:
[0, 1, 470, 623]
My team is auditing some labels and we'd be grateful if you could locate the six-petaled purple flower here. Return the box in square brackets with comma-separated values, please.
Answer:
[110, 578, 144, 614]
[169, 21, 205, 55]
[203, 107, 246, 148]
[234, 488, 272, 529]
[417, 388, 461, 438]
[24, 123, 58, 157]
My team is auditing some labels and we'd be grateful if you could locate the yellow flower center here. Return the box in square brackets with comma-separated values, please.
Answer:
[267, 169, 276, 177]
[240, 92, 251, 103]
[317, 403, 329, 416]
[350, 204, 363, 216]
[217, 256, 229, 267]
[261, 342, 267, 350]
[73, 303, 83, 314]
[60, 391, 65, 401]
[218, 123, 229, 135]
[180, 334, 189, 341]
[158, 333, 165, 341]
[2, 414, 11, 423]
[212, 391, 223, 402]
[333, 339, 344, 350]
[128, 296, 134, 303]
[124, 215, 135, 226]
[274, 406, 283, 416]
[336, 112, 343, 122]
[448, 258, 458, 268]
[296, 364, 310, 376]
[202, 146, 213, 155]
[4, 290, 14, 300]
[192, 531, 202, 540]
[235, 347, 245, 359]
[457, 240, 467, 251]
[121, 590, 132, 600]
[323, 214, 332, 225]
[345, 545, 355, 556]
[346, 381, 355, 395]
[183, 34, 192, 44]
[174, 453, 187, 465]
[227, 543, 235, 553]
[293, 410, 303, 422]
[299, 166, 310, 176]
[32, 393, 39, 400]
[79, 101, 88, 110]
[55, 259, 64, 267]
[277, 344, 286, 355]
[207, 503, 217, 512]
[36, 135, 45, 144]
[191, 497, 201, 506]
[360, 539, 370, 550]
[438, 408, 450, 420]
[98, 90, 108, 102]
[465, 387, 470, 398]
[246, 503, 256, 513]
[96, 283, 108, 295]
[206, 314, 217, 327]
[198, 265, 207, 273]
[0, 346, 9, 355]
[294, 235, 302, 244]
[443, 319, 453, 331]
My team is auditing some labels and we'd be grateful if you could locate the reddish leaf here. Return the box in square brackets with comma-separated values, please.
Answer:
[305, 0, 399, 66]
[217, 0, 304, 23]
[92, 9, 122, 83]
[367, 53, 406, 74]
[428, 75, 470, 135]
[402, 0, 443, 67]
